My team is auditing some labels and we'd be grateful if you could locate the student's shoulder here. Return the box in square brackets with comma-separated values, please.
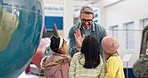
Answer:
[73, 52, 81, 58]
[108, 56, 120, 62]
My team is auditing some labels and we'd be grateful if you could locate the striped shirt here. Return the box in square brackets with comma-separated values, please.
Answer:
[69, 52, 105, 78]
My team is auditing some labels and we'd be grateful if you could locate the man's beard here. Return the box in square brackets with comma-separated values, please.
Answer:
[82, 24, 91, 29]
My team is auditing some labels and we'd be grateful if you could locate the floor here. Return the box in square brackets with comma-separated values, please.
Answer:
[18, 72, 43, 78]
[18, 64, 45, 78]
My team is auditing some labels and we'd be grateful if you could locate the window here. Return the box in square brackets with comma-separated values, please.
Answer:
[124, 22, 135, 49]
[109, 25, 118, 38]
[143, 19, 148, 28]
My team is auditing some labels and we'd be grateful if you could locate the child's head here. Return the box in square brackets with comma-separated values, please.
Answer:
[102, 36, 119, 54]
[81, 36, 101, 68]
[50, 35, 68, 54]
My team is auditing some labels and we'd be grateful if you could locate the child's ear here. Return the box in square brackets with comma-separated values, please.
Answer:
[60, 48, 63, 51]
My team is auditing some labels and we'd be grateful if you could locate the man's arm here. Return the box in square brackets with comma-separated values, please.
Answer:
[100, 27, 107, 51]
[69, 27, 85, 57]
[68, 27, 78, 57]
[97, 25, 107, 61]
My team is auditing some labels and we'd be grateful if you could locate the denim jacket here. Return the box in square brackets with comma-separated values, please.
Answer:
[68, 22, 107, 58]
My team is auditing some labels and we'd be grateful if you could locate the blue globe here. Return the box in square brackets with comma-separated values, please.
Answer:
[0, 0, 44, 78]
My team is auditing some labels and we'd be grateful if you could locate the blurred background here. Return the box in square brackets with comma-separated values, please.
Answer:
[42, 0, 148, 78]
[0, 0, 148, 78]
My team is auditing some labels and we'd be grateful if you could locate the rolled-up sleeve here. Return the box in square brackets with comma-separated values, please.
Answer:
[68, 27, 77, 57]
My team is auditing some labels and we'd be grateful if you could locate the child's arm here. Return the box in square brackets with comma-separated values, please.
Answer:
[104, 57, 119, 78]
[69, 54, 78, 78]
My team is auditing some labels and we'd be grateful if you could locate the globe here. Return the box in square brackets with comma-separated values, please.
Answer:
[133, 25, 148, 78]
[133, 55, 148, 78]
[0, 0, 44, 78]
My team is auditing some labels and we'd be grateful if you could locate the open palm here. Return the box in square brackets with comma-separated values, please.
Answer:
[74, 29, 85, 48]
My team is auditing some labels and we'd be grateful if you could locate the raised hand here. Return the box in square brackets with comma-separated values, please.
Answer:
[74, 29, 85, 50]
